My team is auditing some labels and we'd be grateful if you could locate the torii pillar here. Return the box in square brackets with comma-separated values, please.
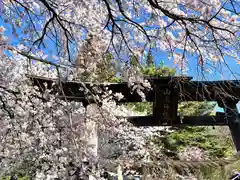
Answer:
[218, 98, 240, 152]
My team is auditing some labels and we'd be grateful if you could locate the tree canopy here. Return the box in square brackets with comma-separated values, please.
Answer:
[1, 0, 240, 75]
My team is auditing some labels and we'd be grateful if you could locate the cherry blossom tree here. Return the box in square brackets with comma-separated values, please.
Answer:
[0, 52, 167, 179]
[1, 0, 240, 73]
[1, 0, 240, 179]
[0, 27, 160, 179]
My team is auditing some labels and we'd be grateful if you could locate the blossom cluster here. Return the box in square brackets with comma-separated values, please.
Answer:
[0, 50, 167, 179]
[1, 0, 240, 75]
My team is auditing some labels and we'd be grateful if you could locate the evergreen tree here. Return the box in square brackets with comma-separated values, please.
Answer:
[77, 52, 118, 82]
[129, 55, 139, 67]
[146, 50, 154, 67]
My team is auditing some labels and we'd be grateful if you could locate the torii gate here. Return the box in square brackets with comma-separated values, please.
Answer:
[29, 75, 240, 152]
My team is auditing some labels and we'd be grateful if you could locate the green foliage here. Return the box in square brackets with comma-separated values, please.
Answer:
[178, 101, 216, 116]
[0, 155, 38, 180]
[79, 70, 92, 82]
[141, 65, 176, 77]
[77, 52, 118, 82]
[146, 51, 154, 67]
[0, 177, 29, 180]
[95, 53, 117, 82]
[130, 55, 139, 67]
[108, 76, 121, 83]
[158, 101, 234, 158]
[127, 102, 152, 115]
[161, 126, 233, 157]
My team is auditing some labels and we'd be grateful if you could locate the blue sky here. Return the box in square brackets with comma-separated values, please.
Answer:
[151, 48, 240, 81]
